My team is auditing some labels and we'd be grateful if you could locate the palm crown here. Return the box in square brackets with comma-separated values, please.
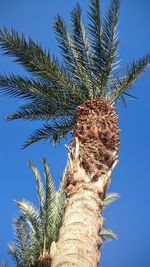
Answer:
[0, 0, 149, 147]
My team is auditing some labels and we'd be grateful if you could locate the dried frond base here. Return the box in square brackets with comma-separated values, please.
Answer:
[51, 99, 120, 267]
[34, 251, 51, 267]
[66, 98, 119, 193]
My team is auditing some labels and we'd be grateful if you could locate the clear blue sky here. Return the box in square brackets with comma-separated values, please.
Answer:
[0, 0, 150, 266]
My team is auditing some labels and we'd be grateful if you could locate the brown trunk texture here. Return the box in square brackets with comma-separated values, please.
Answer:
[50, 99, 119, 267]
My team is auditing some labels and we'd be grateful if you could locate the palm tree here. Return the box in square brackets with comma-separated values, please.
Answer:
[8, 159, 66, 266]
[0, 0, 149, 266]
[7, 160, 118, 267]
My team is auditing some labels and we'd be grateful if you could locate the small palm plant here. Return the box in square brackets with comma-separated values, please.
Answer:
[0, 0, 150, 266]
[7, 169, 119, 267]
[7, 167, 119, 267]
[7, 159, 66, 266]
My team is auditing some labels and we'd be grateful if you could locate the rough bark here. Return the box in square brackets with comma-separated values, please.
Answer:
[50, 182, 103, 267]
[50, 99, 119, 267]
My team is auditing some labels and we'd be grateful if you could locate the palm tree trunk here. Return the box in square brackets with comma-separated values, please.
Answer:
[50, 184, 103, 266]
[50, 99, 119, 267]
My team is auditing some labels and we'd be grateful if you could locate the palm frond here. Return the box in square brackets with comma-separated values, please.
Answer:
[109, 54, 150, 103]
[6, 103, 63, 122]
[0, 74, 42, 101]
[47, 167, 66, 243]
[0, 28, 63, 82]
[14, 200, 42, 245]
[9, 159, 66, 264]
[43, 159, 55, 215]
[42, 159, 56, 247]
[7, 244, 20, 266]
[22, 117, 74, 148]
[8, 219, 31, 267]
[14, 200, 43, 261]
[53, 16, 79, 78]
[28, 161, 45, 214]
[13, 217, 31, 266]
[8, 218, 39, 266]
[100, 227, 118, 241]
[88, 0, 102, 79]
[103, 192, 120, 208]
[70, 4, 94, 98]
[0, 27, 51, 80]
[0, 74, 78, 108]
[0, 28, 85, 101]
[0, 73, 79, 124]
[50, 191, 65, 242]
[100, 0, 120, 88]
[53, 14, 90, 100]
[42, 159, 67, 247]
[59, 167, 68, 193]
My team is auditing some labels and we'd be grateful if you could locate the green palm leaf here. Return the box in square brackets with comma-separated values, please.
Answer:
[100, 0, 120, 88]
[14, 200, 42, 246]
[7, 244, 20, 266]
[53, 16, 79, 79]
[100, 227, 118, 241]
[6, 103, 65, 122]
[28, 161, 45, 214]
[13, 217, 31, 266]
[0, 27, 51, 80]
[9, 160, 66, 265]
[0, 74, 78, 107]
[88, 0, 102, 78]
[42, 159, 55, 247]
[109, 54, 150, 103]
[22, 118, 74, 148]
[53, 14, 90, 100]
[0, 74, 78, 127]
[50, 191, 66, 242]
[71, 4, 94, 98]
[0, 28, 65, 82]
[0, 28, 84, 100]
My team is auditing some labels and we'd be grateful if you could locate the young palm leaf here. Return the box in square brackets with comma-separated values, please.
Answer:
[103, 192, 120, 208]
[53, 15, 83, 87]
[100, 0, 120, 88]
[8, 159, 66, 266]
[100, 227, 118, 241]
[88, 0, 102, 85]
[70, 4, 94, 98]
[109, 55, 150, 103]
[28, 161, 45, 214]
[42, 158, 56, 248]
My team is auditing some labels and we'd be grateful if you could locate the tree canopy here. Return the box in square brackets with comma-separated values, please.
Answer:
[0, 0, 149, 147]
